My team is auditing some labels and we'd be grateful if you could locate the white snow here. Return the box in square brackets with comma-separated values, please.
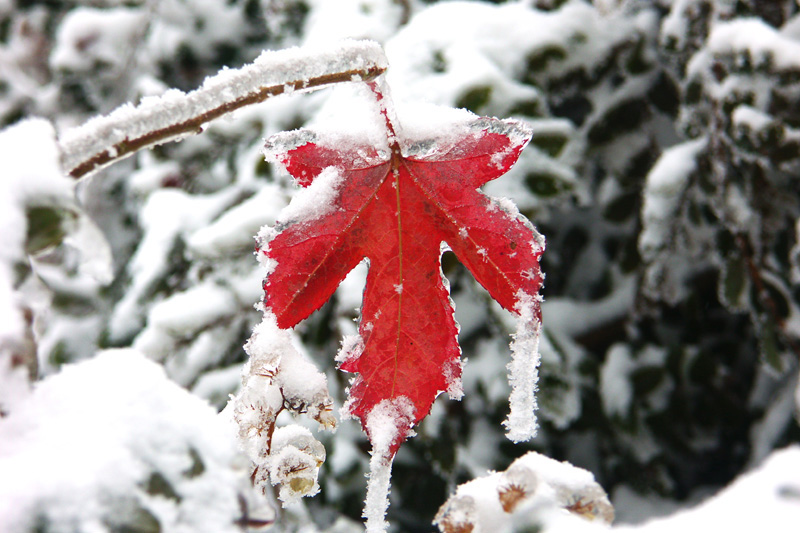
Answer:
[394, 101, 479, 156]
[337, 334, 366, 365]
[704, 18, 800, 72]
[504, 291, 543, 443]
[303, 0, 405, 46]
[363, 397, 416, 533]
[232, 313, 335, 504]
[50, 7, 147, 74]
[274, 166, 346, 224]
[59, 39, 388, 176]
[244, 313, 335, 426]
[0, 119, 75, 414]
[267, 425, 327, 505]
[435, 450, 613, 532]
[0, 350, 252, 533]
[600, 344, 635, 419]
[639, 138, 706, 261]
[187, 184, 287, 258]
[149, 282, 238, 335]
[612, 446, 800, 533]
[732, 104, 774, 133]
[685, 18, 800, 110]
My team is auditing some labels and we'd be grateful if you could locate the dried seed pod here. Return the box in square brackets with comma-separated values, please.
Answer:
[433, 495, 477, 533]
[498, 463, 538, 513]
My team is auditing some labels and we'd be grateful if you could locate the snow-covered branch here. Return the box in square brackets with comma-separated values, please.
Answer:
[59, 40, 387, 179]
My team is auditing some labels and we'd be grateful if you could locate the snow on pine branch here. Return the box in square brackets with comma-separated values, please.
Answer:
[58, 40, 388, 178]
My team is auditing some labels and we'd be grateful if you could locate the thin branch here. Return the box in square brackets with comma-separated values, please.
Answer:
[59, 40, 388, 179]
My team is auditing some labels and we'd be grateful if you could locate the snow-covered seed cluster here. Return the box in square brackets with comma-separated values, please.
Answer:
[264, 426, 326, 505]
[232, 314, 335, 504]
[497, 463, 538, 512]
[434, 451, 614, 533]
[504, 292, 543, 443]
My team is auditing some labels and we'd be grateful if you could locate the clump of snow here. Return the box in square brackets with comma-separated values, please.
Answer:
[703, 18, 800, 72]
[504, 291, 543, 443]
[639, 138, 706, 261]
[0, 349, 257, 533]
[244, 313, 335, 427]
[0, 119, 76, 414]
[685, 18, 800, 110]
[50, 7, 147, 74]
[304, 81, 396, 155]
[601, 344, 635, 419]
[187, 184, 287, 258]
[149, 281, 238, 336]
[732, 104, 774, 133]
[337, 333, 365, 365]
[394, 101, 478, 156]
[0, 118, 72, 275]
[659, 0, 696, 52]
[275, 166, 345, 224]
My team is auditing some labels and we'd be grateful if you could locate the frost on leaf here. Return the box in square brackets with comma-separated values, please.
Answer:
[259, 84, 544, 458]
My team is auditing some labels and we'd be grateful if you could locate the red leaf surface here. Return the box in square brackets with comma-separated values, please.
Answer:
[259, 103, 544, 454]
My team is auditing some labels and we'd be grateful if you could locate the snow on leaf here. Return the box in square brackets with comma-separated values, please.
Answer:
[259, 87, 544, 455]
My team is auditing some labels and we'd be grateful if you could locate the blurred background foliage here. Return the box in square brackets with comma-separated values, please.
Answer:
[2, 0, 800, 530]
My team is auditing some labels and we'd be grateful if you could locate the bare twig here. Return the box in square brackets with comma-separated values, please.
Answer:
[59, 40, 388, 179]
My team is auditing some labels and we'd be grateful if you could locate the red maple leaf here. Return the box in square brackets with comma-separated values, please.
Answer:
[259, 91, 544, 455]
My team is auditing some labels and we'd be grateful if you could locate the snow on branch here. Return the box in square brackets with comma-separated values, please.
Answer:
[59, 40, 388, 179]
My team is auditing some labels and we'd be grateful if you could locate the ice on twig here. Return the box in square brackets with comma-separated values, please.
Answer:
[363, 397, 416, 533]
[59, 40, 388, 177]
[503, 291, 542, 443]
